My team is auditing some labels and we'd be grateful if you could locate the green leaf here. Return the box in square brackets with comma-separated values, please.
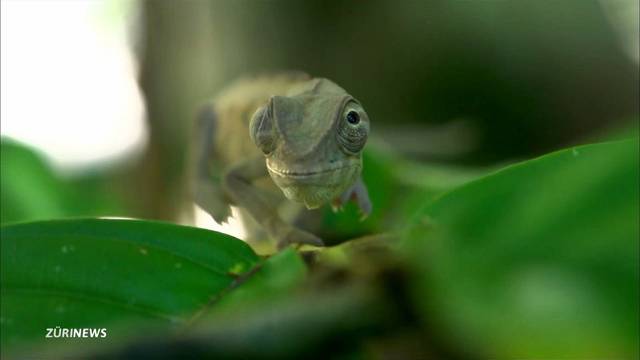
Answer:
[1, 139, 127, 224]
[317, 144, 398, 242]
[0, 219, 259, 355]
[86, 284, 393, 359]
[1, 139, 70, 224]
[202, 248, 307, 315]
[405, 139, 639, 358]
[318, 140, 489, 244]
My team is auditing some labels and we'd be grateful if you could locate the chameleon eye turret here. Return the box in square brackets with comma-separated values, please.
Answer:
[249, 102, 277, 156]
[337, 102, 369, 155]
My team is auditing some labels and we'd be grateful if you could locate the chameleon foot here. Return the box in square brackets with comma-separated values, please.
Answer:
[277, 227, 324, 249]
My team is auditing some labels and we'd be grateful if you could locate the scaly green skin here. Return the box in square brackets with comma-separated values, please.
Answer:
[193, 72, 371, 248]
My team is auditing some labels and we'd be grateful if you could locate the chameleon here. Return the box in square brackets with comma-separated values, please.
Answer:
[192, 72, 371, 248]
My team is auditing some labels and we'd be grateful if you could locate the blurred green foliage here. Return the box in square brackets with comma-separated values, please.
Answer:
[405, 139, 639, 358]
[2, 138, 637, 358]
[316, 140, 493, 243]
[1, 140, 69, 223]
[1, 139, 126, 225]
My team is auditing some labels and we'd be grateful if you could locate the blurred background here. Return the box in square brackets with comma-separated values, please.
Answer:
[1, 1, 639, 358]
[2, 0, 638, 230]
[1, 0, 639, 232]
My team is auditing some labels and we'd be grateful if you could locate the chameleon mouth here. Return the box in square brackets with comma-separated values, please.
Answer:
[266, 159, 352, 179]
[266, 159, 361, 208]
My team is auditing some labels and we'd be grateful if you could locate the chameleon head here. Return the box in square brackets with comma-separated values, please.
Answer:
[249, 78, 370, 209]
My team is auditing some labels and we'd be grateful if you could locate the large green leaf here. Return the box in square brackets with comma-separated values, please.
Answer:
[0, 219, 261, 355]
[405, 139, 639, 358]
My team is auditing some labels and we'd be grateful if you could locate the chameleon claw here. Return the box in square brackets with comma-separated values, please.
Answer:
[358, 203, 371, 221]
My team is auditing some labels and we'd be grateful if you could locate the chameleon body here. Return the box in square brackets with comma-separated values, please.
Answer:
[193, 72, 371, 248]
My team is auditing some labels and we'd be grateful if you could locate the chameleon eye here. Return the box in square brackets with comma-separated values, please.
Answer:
[346, 110, 360, 125]
[337, 105, 369, 155]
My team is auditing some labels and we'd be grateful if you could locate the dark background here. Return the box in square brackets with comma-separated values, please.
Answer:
[136, 0, 639, 220]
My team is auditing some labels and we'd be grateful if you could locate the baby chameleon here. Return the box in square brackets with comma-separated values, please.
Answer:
[192, 72, 371, 248]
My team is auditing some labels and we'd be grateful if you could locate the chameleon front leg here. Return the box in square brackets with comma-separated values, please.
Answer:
[192, 105, 232, 223]
[223, 156, 324, 248]
[332, 176, 372, 220]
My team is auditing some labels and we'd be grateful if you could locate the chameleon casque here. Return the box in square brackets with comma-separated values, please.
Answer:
[193, 72, 371, 248]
